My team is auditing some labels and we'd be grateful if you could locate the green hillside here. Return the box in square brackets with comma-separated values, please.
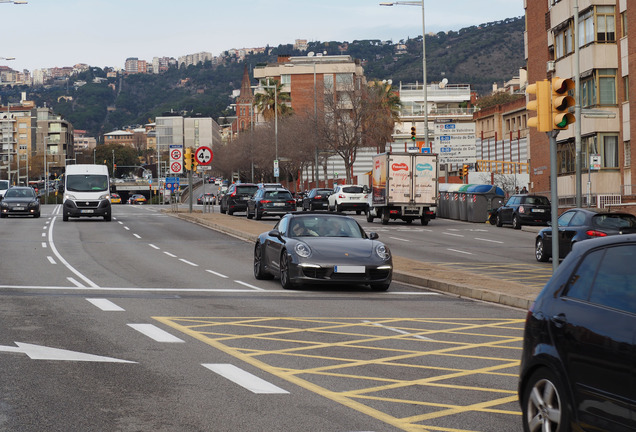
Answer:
[0, 17, 525, 138]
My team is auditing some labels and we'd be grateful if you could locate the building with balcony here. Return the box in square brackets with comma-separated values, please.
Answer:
[525, 0, 634, 205]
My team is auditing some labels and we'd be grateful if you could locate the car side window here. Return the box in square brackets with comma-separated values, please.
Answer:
[506, 196, 518, 206]
[278, 217, 289, 235]
[588, 245, 636, 314]
[557, 211, 576, 227]
[564, 248, 604, 301]
[569, 211, 586, 226]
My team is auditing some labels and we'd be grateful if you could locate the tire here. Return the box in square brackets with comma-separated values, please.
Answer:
[420, 217, 429, 226]
[521, 368, 569, 432]
[246, 207, 253, 219]
[535, 238, 550, 262]
[228, 208, 234, 216]
[381, 209, 389, 225]
[220, 203, 226, 214]
[370, 281, 391, 291]
[279, 252, 295, 290]
[356, 210, 361, 215]
[336, 203, 343, 213]
[255, 208, 262, 220]
[366, 211, 374, 223]
[496, 214, 503, 227]
[0, 213, 6, 218]
[513, 214, 522, 230]
[62, 210, 69, 222]
[253, 243, 272, 280]
[104, 213, 111, 221]
[34, 212, 41, 218]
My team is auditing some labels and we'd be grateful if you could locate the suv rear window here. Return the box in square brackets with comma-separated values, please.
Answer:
[593, 214, 636, 230]
[342, 186, 364, 194]
[264, 191, 293, 200]
[236, 186, 258, 195]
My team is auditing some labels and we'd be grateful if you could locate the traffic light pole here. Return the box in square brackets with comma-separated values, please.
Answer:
[188, 169, 193, 213]
[548, 130, 560, 273]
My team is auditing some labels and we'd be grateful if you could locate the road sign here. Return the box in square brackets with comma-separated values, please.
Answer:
[171, 161, 182, 173]
[195, 146, 213, 165]
[170, 148, 182, 160]
[170, 144, 183, 174]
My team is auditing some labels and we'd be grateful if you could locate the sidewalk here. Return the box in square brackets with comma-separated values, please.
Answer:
[168, 210, 541, 310]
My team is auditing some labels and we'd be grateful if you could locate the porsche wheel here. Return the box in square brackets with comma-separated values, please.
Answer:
[279, 252, 295, 290]
[253, 243, 272, 280]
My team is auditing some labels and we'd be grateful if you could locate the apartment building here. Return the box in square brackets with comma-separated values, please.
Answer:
[525, 0, 634, 203]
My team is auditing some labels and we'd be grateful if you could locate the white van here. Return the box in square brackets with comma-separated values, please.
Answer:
[63, 164, 111, 221]
[0, 180, 9, 201]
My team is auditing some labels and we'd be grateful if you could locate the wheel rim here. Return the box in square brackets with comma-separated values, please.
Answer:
[536, 240, 544, 260]
[526, 378, 562, 432]
[280, 253, 289, 287]
[254, 245, 262, 276]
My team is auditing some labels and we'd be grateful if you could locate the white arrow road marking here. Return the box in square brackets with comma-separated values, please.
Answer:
[0, 343, 136, 363]
[202, 364, 289, 394]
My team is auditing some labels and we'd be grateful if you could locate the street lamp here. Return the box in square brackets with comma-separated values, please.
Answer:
[380, 1, 428, 147]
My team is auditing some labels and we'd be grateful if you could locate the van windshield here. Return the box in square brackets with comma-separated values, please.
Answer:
[66, 175, 109, 192]
[0, 180, 8, 191]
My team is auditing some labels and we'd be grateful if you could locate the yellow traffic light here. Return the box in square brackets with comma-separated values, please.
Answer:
[462, 164, 469, 178]
[184, 147, 192, 171]
[192, 153, 198, 171]
[552, 77, 575, 130]
[526, 80, 552, 132]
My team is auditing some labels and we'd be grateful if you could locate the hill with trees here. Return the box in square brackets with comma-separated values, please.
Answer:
[0, 17, 524, 139]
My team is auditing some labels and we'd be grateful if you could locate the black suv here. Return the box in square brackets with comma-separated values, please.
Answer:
[519, 233, 636, 431]
[495, 194, 550, 229]
[219, 183, 259, 215]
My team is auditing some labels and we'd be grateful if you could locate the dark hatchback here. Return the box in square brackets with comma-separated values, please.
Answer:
[302, 188, 333, 211]
[495, 194, 551, 229]
[535, 207, 636, 262]
[246, 188, 296, 220]
[519, 234, 636, 432]
[219, 183, 259, 215]
[0, 187, 40, 218]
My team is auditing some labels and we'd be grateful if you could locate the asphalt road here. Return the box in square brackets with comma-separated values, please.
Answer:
[0, 204, 525, 432]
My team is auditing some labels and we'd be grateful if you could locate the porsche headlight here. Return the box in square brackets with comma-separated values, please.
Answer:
[295, 242, 312, 258]
[375, 244, 391, 260]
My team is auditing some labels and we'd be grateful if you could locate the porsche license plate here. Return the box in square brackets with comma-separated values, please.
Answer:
[334, 265, 365, 273]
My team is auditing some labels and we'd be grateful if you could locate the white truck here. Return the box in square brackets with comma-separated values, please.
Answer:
[366, 152, 439, 225]
[63, 164, 112, 221]
[0, 180, 9, 201]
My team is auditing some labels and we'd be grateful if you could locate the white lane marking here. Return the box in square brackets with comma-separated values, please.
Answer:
[124, 226, 130, 231]
[206, 269, 228, 278]
[389, 236, 411, 242]
[447, 248, 473, 255]
[68, 277, 86, 288]
[127, 324, 185, 343]
[363, 320, 435, 341]
[163, 251, 177, 258]
[475, 237, 504, 244]
[202, 364, 289, 394]
[443, 232, 464, 237]
[234, 280, 265, 291]
[41, 242, 47, 248]
[133, 234, 141, 239]
[179, 258, 198, 267]
[41, 232, 46, 237]
[48, 217, 99, 288]
[148, 244, 160, 250]
[118, 221, 124, 225]
[86, 298, 125, 311]
[47, 256, 56, 264]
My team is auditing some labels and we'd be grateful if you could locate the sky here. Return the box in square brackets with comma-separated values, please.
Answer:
[3, 0, 524, 72]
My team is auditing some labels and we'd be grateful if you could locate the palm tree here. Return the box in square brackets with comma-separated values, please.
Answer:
[253, 78, 293, 122]
[365, 80, 402, 153]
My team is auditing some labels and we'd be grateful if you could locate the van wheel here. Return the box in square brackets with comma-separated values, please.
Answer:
[104, 213, 111, 221]
[63, 211, 69, 222]
[521, 368, 569, 432]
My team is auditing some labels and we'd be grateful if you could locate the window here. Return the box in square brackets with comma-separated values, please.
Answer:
[586, 133, 619, 168]
[557, 139, 575, 174]
[588, 245, 636, 314]
[579, 6, 616, 46]
[625, 141, 631, 167]
[281, 74, 291, 86]
[621, 11, 628, 38]
[554, 23, 574, 59]
[565, 248, 603, 301]
[581, 69, 617, 108]
[323, 74, 334, 91]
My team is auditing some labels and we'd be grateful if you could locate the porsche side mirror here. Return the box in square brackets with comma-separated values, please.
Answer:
[368, 232, 379, 240]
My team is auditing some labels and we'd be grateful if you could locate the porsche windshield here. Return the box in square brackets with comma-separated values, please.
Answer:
[66, 175, 109, 192]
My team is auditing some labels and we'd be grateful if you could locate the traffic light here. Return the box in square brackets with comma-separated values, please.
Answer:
[191, 152, 198, 171]
[184, 147, 192, 171]
[526, 80, 552, 132]
[410, 126, 416, 141]
[551, 77, 575, 130]
[462, 164, 469, 178]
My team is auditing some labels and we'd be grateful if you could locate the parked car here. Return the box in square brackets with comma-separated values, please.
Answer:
[219, 183, 259, 215]
[197, 192, 216, 205]
[257, 182, 284, 190]
[519, 233, 636, 432]
[253, 212, 392, 291]
[535, 207, 636, 262]
[327, 184, 368, 214]
[110, 192, 122, 204]
[127, 194, 147, 204]
[495, 194, 550, 229]
[246, 188, 296, 220]
[302, 188, 333, 211]
[0, 186, 40, 218]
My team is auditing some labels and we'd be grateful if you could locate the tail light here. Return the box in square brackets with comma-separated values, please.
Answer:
[586, 230, 607, 237]
[230, 191, 236, 197]
[260, 200, 272, 204]
[286, 200, 295, 205]
[314, 195, 322, 199]
[519, 205, 526, 213]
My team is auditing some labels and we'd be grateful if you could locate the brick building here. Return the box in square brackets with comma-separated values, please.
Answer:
[525, 0, 634, 204]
